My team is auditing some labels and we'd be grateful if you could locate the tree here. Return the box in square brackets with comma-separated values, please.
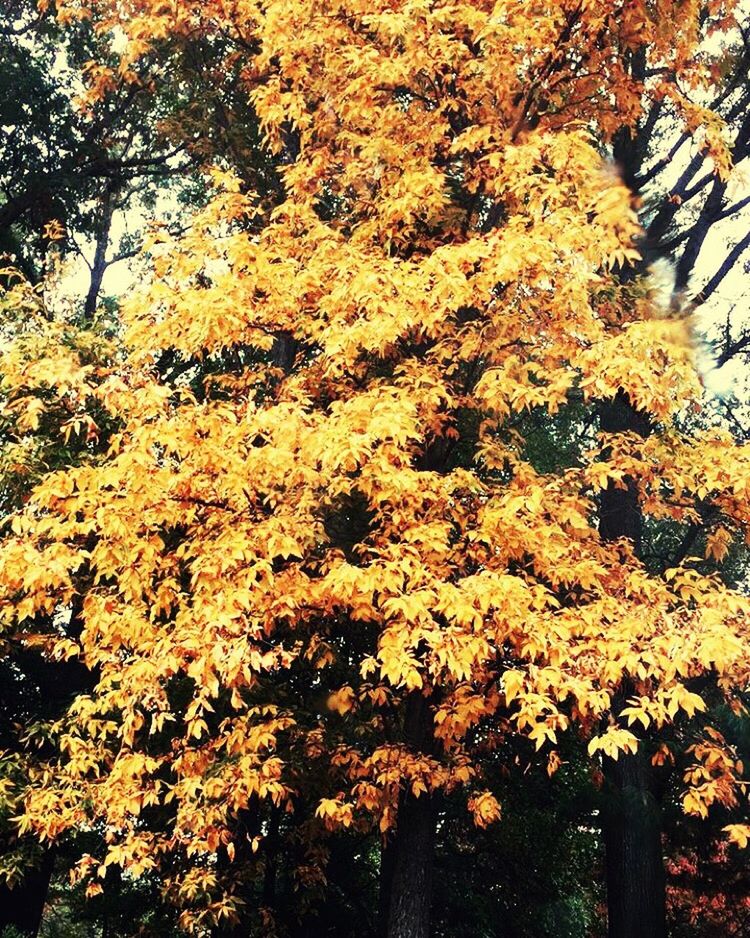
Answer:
[0, 265, 117, 936]
[0, 0, 197, 316]
[2, 2, 750, 937]
[583, 17, 750, 935]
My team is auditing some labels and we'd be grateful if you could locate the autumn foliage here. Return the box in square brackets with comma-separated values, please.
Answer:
[1, 1, 750, 935]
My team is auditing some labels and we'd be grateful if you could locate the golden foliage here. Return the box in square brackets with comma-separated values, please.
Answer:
[1, 0, 747, 923]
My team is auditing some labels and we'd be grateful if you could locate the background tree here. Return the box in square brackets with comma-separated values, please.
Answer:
[0, 0, 198, 316]
[0, 265, 119, 935]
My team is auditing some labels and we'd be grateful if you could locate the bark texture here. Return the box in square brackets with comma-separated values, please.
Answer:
[0, 851, 54, 937]
[385, 791, 436, 938]
[384, 691, 437, 938]
[599, 393, 666, 938]
[602, 743, 666, 938]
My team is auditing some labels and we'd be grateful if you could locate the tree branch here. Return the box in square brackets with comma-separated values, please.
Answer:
[698, 230, 750, 311]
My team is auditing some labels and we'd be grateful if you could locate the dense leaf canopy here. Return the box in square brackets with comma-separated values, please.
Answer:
[1, 1, 750, 935]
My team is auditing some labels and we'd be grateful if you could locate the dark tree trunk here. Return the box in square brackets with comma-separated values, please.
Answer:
[209, 800, 262, 938]
[385, 789, 436, 938]
[597, 32, 750, 938]
[84, 184, 117, 321]
[602, 744, 666, 938]
[598, 394, 666, 938]
[383, 692, 437, 938]
[0, 601, 90, 938]
[260, 805, 281, 911]
[378, 831, 395, 938]
[602, 90, 668, 931]
[0, 850, 55, 937]
[271, 331, 297, 372]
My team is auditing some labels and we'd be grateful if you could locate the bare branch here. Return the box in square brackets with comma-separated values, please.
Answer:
[717, 193, 750, 221]
[636, 130, 690, 187]
[698, 230, 750, 311]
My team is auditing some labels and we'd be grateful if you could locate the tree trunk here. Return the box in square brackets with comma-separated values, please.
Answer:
[598, 393, 666, 938]
[0, 850, 55, 937]
[383, 691, 436, 938]
[385, 789, 436, 938]
[602, 745, 666, 938]
[0, 601, 90, 938]
[378, 832, 395, 938]
[209, 800, 261, 938]
[84, 184, 117, 321]
[260, 805, 281, 912]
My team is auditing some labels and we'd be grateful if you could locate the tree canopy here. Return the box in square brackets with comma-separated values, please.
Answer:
[1, 2, 750, 937]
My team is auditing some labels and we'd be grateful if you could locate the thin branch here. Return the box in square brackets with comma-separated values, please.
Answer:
[103, 248, 140, 269]
[172, 496, 234, 512]
[717, 193, 750, 221]
[636, 130, 690, 187]
[716, 329, 750, 368]
[698, 230, 750, 310]
[67, 233, 93, 272]
[0, 10, 48, 35]
[680, 171, 714, 203]
[721, 402, 750, 442]
[646, 148, 707, 245]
